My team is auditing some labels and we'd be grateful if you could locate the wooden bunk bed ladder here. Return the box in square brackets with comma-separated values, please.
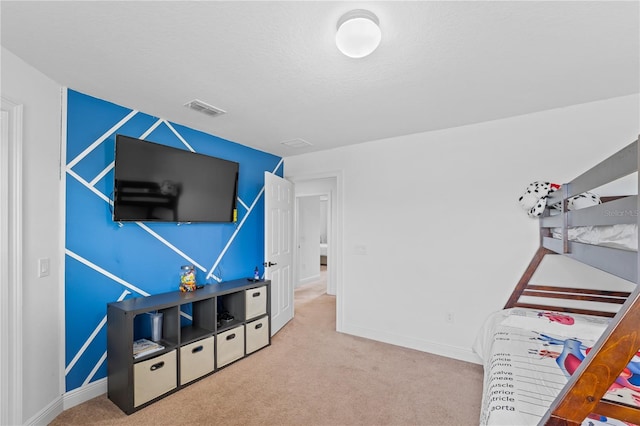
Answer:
[540, 285, 640, 425]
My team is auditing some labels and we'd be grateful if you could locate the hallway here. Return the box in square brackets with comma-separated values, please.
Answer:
[294, 265, 327, 305]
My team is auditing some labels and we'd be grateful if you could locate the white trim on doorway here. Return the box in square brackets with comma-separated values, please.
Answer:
[287, 171, 344, 332]
[1, 96, 24, 426]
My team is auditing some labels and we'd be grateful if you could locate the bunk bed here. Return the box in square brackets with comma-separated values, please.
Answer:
[474, 138, 640, 426]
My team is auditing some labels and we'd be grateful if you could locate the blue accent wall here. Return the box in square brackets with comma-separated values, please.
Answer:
[64, 89, 282, 392]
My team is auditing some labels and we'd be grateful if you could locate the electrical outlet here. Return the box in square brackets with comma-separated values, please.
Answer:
[445, 312, 455, 324]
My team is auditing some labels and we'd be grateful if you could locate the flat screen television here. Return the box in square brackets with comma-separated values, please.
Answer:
[113, 134, 239, 223]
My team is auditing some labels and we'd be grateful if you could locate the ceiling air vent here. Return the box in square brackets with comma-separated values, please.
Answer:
[280, 138, 313, 148]
[184, 99, 226, 117]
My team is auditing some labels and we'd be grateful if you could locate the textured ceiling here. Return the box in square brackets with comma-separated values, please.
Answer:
[2, 1, 638, 157]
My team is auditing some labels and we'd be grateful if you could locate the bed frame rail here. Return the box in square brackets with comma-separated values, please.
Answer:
[540, 196, 638, 228]
[541, 238, 637, 283]
[547, 141, 637, 202]
[539, 139, 638, 282]
[504, 247, 631, 317]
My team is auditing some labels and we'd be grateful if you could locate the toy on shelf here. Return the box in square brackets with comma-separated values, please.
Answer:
[179, 265, 196, 292]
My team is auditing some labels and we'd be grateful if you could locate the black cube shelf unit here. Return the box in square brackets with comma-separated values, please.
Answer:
[107, 279, 271, 414]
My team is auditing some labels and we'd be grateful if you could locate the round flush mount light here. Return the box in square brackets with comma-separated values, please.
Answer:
[335, 9, 381, 58]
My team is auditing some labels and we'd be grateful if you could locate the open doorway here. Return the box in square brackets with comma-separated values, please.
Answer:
[289, 175, 341, 330]
[294, 194, 329, 305]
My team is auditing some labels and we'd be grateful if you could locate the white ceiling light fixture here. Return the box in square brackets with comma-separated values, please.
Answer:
[335, 9, 381, 58]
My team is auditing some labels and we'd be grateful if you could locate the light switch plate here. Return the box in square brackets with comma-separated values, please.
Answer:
[38, 258, 50, 278]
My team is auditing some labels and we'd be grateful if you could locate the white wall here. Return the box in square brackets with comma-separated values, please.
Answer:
[284, 94, 640, 363]
[1, 47, 64, 424]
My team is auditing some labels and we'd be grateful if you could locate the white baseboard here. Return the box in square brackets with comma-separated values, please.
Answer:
[25, 379, 107, 425]
[297, 273, 321, 287]
[63, 378, 107, 410]
[341, 322, 482, 365]
[25, 396, 63, 426]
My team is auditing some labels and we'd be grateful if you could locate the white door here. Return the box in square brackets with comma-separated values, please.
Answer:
[264, 172, 294, 335]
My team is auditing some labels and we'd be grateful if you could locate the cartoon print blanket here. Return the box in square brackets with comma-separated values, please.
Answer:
[473, 308, 640, 426]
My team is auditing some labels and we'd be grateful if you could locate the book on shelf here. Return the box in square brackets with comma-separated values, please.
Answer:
[133, 338, 164, 359]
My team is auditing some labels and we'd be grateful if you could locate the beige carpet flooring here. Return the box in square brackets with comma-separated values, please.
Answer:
[294, 266, 328, 305]
[50, 280, 484, 425]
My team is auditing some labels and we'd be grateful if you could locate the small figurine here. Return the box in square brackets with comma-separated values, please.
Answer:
[179, 265, 196, 292]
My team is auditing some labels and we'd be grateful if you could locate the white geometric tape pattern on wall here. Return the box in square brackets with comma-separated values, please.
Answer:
[65, 90, 283, 391]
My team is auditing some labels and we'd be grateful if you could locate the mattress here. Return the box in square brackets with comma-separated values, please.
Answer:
[473, 308, 640, 426]
[551, 223, 638, 251]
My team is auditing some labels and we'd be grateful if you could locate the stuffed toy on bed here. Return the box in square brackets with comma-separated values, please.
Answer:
[518, 181, 601, 218]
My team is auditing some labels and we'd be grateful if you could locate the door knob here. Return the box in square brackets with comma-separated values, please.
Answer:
[263, 261, 277, 267]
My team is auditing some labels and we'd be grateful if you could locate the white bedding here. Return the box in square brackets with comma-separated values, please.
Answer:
[552, 223, 638, 251]
[473, 308, 640, 426]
